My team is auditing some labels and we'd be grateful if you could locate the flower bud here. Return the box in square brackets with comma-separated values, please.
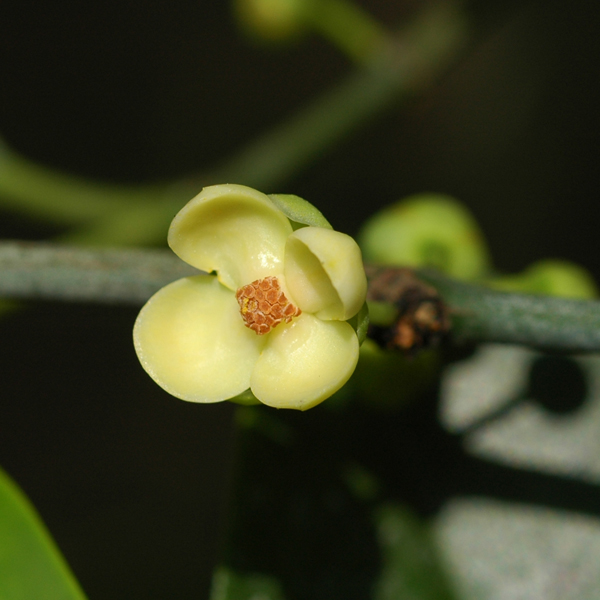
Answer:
[488, 259, 598, 299]
[351, 339, 441, 409]
[359, 193, 491, 280]
[233, 0, 306, 43]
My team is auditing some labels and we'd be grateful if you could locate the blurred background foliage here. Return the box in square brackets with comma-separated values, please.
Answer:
[1, 0, 600, 598]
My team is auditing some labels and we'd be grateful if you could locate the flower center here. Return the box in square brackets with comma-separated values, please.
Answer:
[235, 276, 301, 335]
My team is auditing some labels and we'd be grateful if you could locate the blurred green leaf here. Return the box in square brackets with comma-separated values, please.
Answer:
[0, 468, 86, 600]
[373, 504, 457, 600]
[210, 566, 286, 600]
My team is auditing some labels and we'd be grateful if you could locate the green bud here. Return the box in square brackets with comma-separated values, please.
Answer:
[358, 193, 491, 280]
[351, 339, 441, 409]
[488, 259, 598, 299]
[229, 389, 261, 405]
[232, 0, 306, 43]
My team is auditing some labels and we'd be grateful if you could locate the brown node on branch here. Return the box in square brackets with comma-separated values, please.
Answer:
[365, 265, 451, 353]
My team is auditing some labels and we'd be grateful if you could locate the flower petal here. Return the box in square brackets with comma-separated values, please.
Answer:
[168, 184, 293, 290]
[284, 227, 367, 320]
[133, 275, 265, 402]
[250, 314, 359, 410]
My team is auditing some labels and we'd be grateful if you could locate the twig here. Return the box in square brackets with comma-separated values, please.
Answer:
[419, 269, 600, 353]
[2, 241, 600, 354]
[0, 241, 196, 305]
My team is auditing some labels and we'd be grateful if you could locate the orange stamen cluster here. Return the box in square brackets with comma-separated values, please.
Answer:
[235, 276, 301, 335]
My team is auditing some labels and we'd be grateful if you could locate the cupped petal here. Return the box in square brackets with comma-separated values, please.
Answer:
[284, 227, 367, 320]
[250, 314, 359, 410]
[168, 184, 293, 290]
[133, 275, 265, 402]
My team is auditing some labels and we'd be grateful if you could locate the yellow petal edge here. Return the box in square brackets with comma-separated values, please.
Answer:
[133, 275, 265, 402]
[251, 314, 359, 410]
[284, 227, 367, 320]
[168, 184, 293, 290]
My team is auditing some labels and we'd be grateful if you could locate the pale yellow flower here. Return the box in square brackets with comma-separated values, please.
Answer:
[133, 184, 367, 410]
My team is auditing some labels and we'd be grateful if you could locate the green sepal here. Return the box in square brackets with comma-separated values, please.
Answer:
[229, 389, 261, 406]
[347, 300, 369, 345]
[268, 194, 333, 230]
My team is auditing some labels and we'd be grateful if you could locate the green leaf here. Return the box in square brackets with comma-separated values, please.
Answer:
[210, 565, 286, 600]
[268, 194, 333, 230]
[0, 467, 87, 600]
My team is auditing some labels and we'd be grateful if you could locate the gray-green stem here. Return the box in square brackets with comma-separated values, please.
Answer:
[2, 241, 600, 354]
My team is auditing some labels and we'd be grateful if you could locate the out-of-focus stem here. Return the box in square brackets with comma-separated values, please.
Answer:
[304, 0, 389, 63]
[212, 2, 467, 189]
[0, 140, 174, 224]
[0, 3, 467, 245]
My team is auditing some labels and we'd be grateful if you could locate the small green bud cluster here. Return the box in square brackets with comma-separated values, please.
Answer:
[359, 192, 597, 299]
[351, 192, 597, 409]
[232, 0, 387, 64]
[359, 193, 491, 280]
[487, 259, 598, 299]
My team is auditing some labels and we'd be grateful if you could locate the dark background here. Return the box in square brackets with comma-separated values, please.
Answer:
[0, 1, 599, 598]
